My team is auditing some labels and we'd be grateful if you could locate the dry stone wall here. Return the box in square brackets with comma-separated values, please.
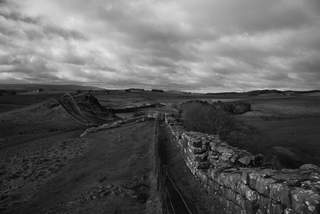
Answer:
[164, 113, 320, 214]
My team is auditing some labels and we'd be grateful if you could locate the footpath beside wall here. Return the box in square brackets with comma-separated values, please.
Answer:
[164, 113, 320, 214]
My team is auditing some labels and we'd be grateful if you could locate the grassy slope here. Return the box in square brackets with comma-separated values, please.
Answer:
[0, 98, 84, 149]
[0, 94, 63, 113]
[4, 121, 154, 214]
[0, 84, 103, 113]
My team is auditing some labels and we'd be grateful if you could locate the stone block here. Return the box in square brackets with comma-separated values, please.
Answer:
[195, 169, 209, 184]
[241, 170, 251, 185]
[193, 152, 208, 162]
[216, 145, 234, 154]
[220, 171, 242, 190]
[248, 171, 276, 196]
[238, 182, 258, 202]
[291, 188, 320, 214]
[208, 168, 217, 180]
[190, 145, 207, 154]
[197, 161, 210, 170]
[208, 150, 219, 161]
[238, 155, 255, 166]
[246, 188, 259, 202]
[269, 183, 291, 207]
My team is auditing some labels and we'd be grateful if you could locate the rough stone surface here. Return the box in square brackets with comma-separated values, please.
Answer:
[164, 113, 320, 214]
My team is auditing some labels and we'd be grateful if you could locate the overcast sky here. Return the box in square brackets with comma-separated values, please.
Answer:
[0, 0, 319, 92]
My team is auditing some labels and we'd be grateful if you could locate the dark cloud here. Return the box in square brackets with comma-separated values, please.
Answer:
[0, 0, 319, 91]
[0, 9, 39, 24]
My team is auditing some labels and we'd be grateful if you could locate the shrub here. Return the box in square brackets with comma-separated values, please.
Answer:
[181, 102, 236, 136]
[212, 101, 251, 114]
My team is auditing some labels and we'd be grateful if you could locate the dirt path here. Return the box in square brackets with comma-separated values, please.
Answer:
[6, 121, 155, 214]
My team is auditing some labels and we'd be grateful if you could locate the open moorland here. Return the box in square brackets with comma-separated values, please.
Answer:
[0, 84, 320, 213]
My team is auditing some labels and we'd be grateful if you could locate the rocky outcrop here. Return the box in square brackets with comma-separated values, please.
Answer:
[164, 113, 320, 214]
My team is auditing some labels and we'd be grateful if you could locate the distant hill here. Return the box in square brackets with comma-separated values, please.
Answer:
[0, 84, 102, 92]
[247, 89, 320, 96]
[207, 89, 320, 97]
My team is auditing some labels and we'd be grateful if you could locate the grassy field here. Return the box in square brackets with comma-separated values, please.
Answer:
[1, 84, 320, 214]
[242, 96, 320, 117]
[234, 96, 320, 167]
[0, 84, 320, 213]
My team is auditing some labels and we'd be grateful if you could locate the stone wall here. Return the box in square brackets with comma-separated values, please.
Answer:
[164, 113, 320, 214]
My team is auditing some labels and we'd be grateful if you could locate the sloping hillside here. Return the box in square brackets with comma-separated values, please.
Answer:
[0, 93, 118, 149]
[59, 93, 118, 125]
[0, 98, 83, 149]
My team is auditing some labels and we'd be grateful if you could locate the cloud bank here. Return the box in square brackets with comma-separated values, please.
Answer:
[0, 0, 319, 91]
